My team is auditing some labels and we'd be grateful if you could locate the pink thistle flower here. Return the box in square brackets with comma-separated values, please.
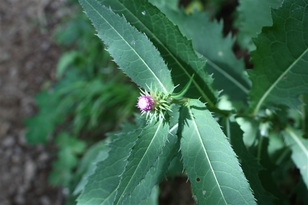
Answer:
[137, 95, 154, 112]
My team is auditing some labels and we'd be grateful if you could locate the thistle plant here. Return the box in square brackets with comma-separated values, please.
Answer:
[137, 88, 171, 122]
[75, 0, 308, 204]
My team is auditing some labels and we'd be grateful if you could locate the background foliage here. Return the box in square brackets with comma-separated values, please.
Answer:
[25, 0, 308, 204]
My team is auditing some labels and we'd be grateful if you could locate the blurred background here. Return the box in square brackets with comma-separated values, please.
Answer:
[0, 0, 69, 204]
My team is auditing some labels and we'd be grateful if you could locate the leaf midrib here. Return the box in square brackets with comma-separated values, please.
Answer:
[116, 1, 214, 106]
[253, 48, 308, 115]
[188, 106, 227, 204]
[115, 120, 163, 204]
[286, 127, 308, 158]
[84, 0, 168, 94]
[203, 55, 249, 94]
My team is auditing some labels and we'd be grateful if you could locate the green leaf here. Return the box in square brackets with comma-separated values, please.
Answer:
[236, 0, 283, 50]
[56, 51, 80, 79]
[160, 10, 251, 102]
[114, 119, 170, 204]
[139, 185, 159, 205]
[79, 0, 174, 94]
[76, 129, 141, 205]
[122, 106, 181, 204]
[24, 91, 63, 145]
[49, 132, 86, 187]
[149, 0, 178, 11]
[283, 126, 308, 189]
[249, 0, 308, 115]
[124, 130, 179, 204]
[74, 140, 110, 195]
[179, 99, 256, 205]
[236, 117, 259, 147]
[98, 0, 218, 107]
[224, 120, 274, 205]
[304, 95, 308, 138]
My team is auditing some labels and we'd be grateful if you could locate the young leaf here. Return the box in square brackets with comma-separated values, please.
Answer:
[160, 10, 251, 102]
[236, 0, 283, 50]
[179, 99, 256, 205]
[249, 0, 308, 115]
[114, 119, 169, 204]
[76, 129, 141, 205]
[283, 126, 308, 189]
[98, 0, 218, 107]
[79, 0, 174, 94]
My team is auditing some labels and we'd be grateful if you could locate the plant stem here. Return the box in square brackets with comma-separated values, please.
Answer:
[257, 134, 263, 162]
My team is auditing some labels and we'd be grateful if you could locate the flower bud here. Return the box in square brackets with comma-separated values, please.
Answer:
[137, 88, 172, 122]
[137, 95, 154, 112]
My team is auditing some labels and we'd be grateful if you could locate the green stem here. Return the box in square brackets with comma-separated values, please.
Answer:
[275, 148, 290, 165]
[257, 134, 263, 162]
[225, 118, 231, 143]
[171, 74, 195, 99]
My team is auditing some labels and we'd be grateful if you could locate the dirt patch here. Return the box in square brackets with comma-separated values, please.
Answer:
[0, 0, 71, 204]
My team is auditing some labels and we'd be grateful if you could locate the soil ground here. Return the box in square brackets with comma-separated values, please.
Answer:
[0, 0, 71, 204]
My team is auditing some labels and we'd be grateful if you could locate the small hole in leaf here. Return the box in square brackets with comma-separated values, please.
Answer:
[196, 178, 201, 182]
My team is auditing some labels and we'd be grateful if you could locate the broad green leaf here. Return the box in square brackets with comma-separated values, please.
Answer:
[165, 105, 183, 178]
[76, 129, 141, 205]
[139, 186, 159, 205]
[79, 0, 174, 94]
[160, 10, 251, 102]
[124, 128, 179, 204]
[123, 106, 180, 204]
[98, 0, 218, 107]
[249, 0, 308, 115]
[236, 0, 283, 50]
[179, 99, 256, 205]
[114, 119, 170, 204]
[283, 126, 308, 189]
[165, 150, 183, 178]
[74, 140, 110, 195]
[224, 120, 274, 205]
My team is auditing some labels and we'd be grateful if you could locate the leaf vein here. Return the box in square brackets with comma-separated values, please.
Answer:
[188, 107, 228, 204]
[253, 47, 308, 114]
[85, 0, 168, 93]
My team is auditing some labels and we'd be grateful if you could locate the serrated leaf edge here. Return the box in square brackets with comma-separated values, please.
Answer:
[203, 53, 250, 95]
[113, 0, 217, 106]
[182, 102, 228, 204]
[124, 133, 178, 204]
[81, 0, 172, 94]
[253, 49, 308, 115]
[114, 119, 167, 204]
[85, 130, 139, 205]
